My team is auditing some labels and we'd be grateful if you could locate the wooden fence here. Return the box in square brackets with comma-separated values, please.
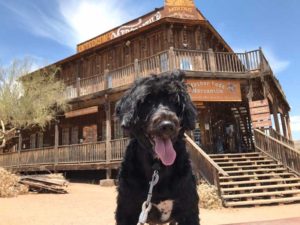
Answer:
[254, 129, 300, 176]
[0, 139, 128, 170]
[64, 48, 266, 100]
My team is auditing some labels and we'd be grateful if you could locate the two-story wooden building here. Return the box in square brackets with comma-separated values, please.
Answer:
[1, 0, 299, 207]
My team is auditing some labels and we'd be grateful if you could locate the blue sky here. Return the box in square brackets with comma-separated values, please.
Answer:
[0, 0, 299, 139]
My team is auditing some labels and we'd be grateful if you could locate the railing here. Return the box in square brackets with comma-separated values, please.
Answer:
[111, 138, 129, 160]
[265, 127, 295, 148]
[254, 129, 300, 176]
[64, 48, 266, 100]
[184, 134, 228, 187]
[0, 139, 128, 170]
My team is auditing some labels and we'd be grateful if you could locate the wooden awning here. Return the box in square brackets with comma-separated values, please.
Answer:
[65, 106, 98, 118]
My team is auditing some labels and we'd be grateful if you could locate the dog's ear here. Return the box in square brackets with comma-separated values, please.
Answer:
[115, 79, 149, 129]
[180, 90, 197, 131]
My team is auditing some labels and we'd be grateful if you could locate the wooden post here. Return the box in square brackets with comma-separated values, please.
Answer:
[18, 132, 22, 168]
[104, 69, 110, 89]
[105, 95, 112, 179]
[259, 47, 265, 72]
[208, 48, 216, 73]
[280, 113, 288, 138]
[286, 113, 293, 140]
[54, 123, 59, 165]
[169, 47, 176, 71]
[134, 58, 140, 79]
[76, 77, 80, 97]
[272, 100, 281, 133]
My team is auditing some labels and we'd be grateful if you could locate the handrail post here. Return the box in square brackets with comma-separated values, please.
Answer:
[245, 50, 250, 71]
[169, 47, 176, 71]
[134, 58, 140, 79]
[208, 48, 216, 73]
[259, 47, 265, 72]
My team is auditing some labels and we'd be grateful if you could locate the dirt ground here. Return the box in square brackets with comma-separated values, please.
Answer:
[0, 183, 300, 225]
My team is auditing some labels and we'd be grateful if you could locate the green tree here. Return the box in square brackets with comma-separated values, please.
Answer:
[0, 59, 69, 149]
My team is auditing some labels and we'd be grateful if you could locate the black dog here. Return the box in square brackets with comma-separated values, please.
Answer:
[115, 72, 199, 225]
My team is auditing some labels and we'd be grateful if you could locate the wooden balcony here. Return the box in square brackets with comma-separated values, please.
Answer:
[0, 138, 129, 172]
[64, 48, 268, 100]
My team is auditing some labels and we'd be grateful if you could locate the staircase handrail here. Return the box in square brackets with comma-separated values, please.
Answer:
[184, 133, 228, 186]
[254, 129, 300, 176]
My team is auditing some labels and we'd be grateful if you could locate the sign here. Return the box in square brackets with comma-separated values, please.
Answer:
[77, 0, 204, 52]
[186, 79, 242, 102]
[65, 106, 98, 118]
[249, 99, 272, 128]
[165, 0, 201, 20]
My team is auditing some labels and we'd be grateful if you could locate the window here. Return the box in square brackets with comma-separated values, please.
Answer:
[71, 126, 79, 144]
[180, 58, 193, 70]
[114, 119, 123, 139]
[30, 134, 36, 149]
[62, 127, 70, 145]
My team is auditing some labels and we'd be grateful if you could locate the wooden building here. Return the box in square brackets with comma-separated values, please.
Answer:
[1, 0, 300, 207]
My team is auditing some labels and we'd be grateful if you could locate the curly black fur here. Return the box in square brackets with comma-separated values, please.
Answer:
[115, 71, 200, 225]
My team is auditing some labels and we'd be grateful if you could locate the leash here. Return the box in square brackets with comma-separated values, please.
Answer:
[137, 165, 160, 225]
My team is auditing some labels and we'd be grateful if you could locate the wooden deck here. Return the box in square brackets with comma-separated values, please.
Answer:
[64, 48, 268, 100]
[0, 138, 129, 172]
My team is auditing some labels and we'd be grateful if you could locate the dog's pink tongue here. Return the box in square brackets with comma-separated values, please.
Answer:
[154, 137, 176, 166]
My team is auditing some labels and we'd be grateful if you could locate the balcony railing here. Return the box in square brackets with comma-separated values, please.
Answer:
[0, 138, 129, 170]
[64, 48, 267, 100]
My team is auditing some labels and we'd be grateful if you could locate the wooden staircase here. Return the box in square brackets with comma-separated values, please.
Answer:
[209, 152, 300, 207]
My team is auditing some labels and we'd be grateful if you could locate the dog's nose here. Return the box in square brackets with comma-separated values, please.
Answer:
[158, 121, 176, 135]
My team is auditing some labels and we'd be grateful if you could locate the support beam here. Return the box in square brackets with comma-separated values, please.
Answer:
[105, 96, 112, 164]
[54, 123, 59, 165]
[280, 113, 288, 138]
[272, 100, 281, 133]
[286, 113, 293, 141]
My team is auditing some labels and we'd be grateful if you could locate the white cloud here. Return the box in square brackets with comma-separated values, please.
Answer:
[291, 116, 300, 132]
[58, 0, 131, 45]
[1, 0, 134, 50]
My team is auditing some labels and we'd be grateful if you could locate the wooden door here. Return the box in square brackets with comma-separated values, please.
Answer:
[83, 125, 97, 143]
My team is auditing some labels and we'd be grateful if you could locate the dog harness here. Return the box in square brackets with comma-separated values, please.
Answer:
[137, 167, 160, 225]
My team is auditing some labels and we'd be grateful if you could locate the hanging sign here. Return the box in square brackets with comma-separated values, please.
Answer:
[249, 99, 272, 128]
[186, 79, 242, 102]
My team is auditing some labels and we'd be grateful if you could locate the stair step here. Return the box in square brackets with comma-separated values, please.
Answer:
[222, 189, 300, 199]
[209, 153, 260, 158]
[220, 177, 300, 186]
[216, 159, 274, 166]
[221, 183, 300, 192]
[225, 196, 300, 207]
[219, 172, 296, 180]
[221, 164, 282, 171]
[213, 156, 266, 162]
[226, 168, 286, 175]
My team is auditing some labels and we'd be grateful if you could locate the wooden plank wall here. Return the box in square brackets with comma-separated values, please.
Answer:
[59, 23, 228, 85]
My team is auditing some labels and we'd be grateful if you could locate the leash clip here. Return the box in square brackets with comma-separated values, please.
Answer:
[137, 170, 159, 225]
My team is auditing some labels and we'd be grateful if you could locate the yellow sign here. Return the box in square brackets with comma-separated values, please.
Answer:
[165, 0, 195, 7]
[186, 79, 242, 102]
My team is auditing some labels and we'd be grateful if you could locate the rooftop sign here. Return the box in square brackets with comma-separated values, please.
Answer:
[76, 0, 203, 52]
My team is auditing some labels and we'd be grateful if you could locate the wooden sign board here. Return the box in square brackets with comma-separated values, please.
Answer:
[249, 99, 272, 128]
[186, 79, 242, 102]
[65, 106, 98, 118]
[77, 0, 204, 52]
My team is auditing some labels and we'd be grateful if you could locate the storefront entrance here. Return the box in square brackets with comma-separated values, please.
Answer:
[193, 102, 253, 154]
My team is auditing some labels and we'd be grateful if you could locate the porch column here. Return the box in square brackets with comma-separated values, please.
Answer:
[54, 123, 59, 165]
[280, 113, 288, 138]
[18, 132, 22, 168]
[286, 113, 293, 140]
[105, 95, 112, 179]
[272, 100, 281, 133]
